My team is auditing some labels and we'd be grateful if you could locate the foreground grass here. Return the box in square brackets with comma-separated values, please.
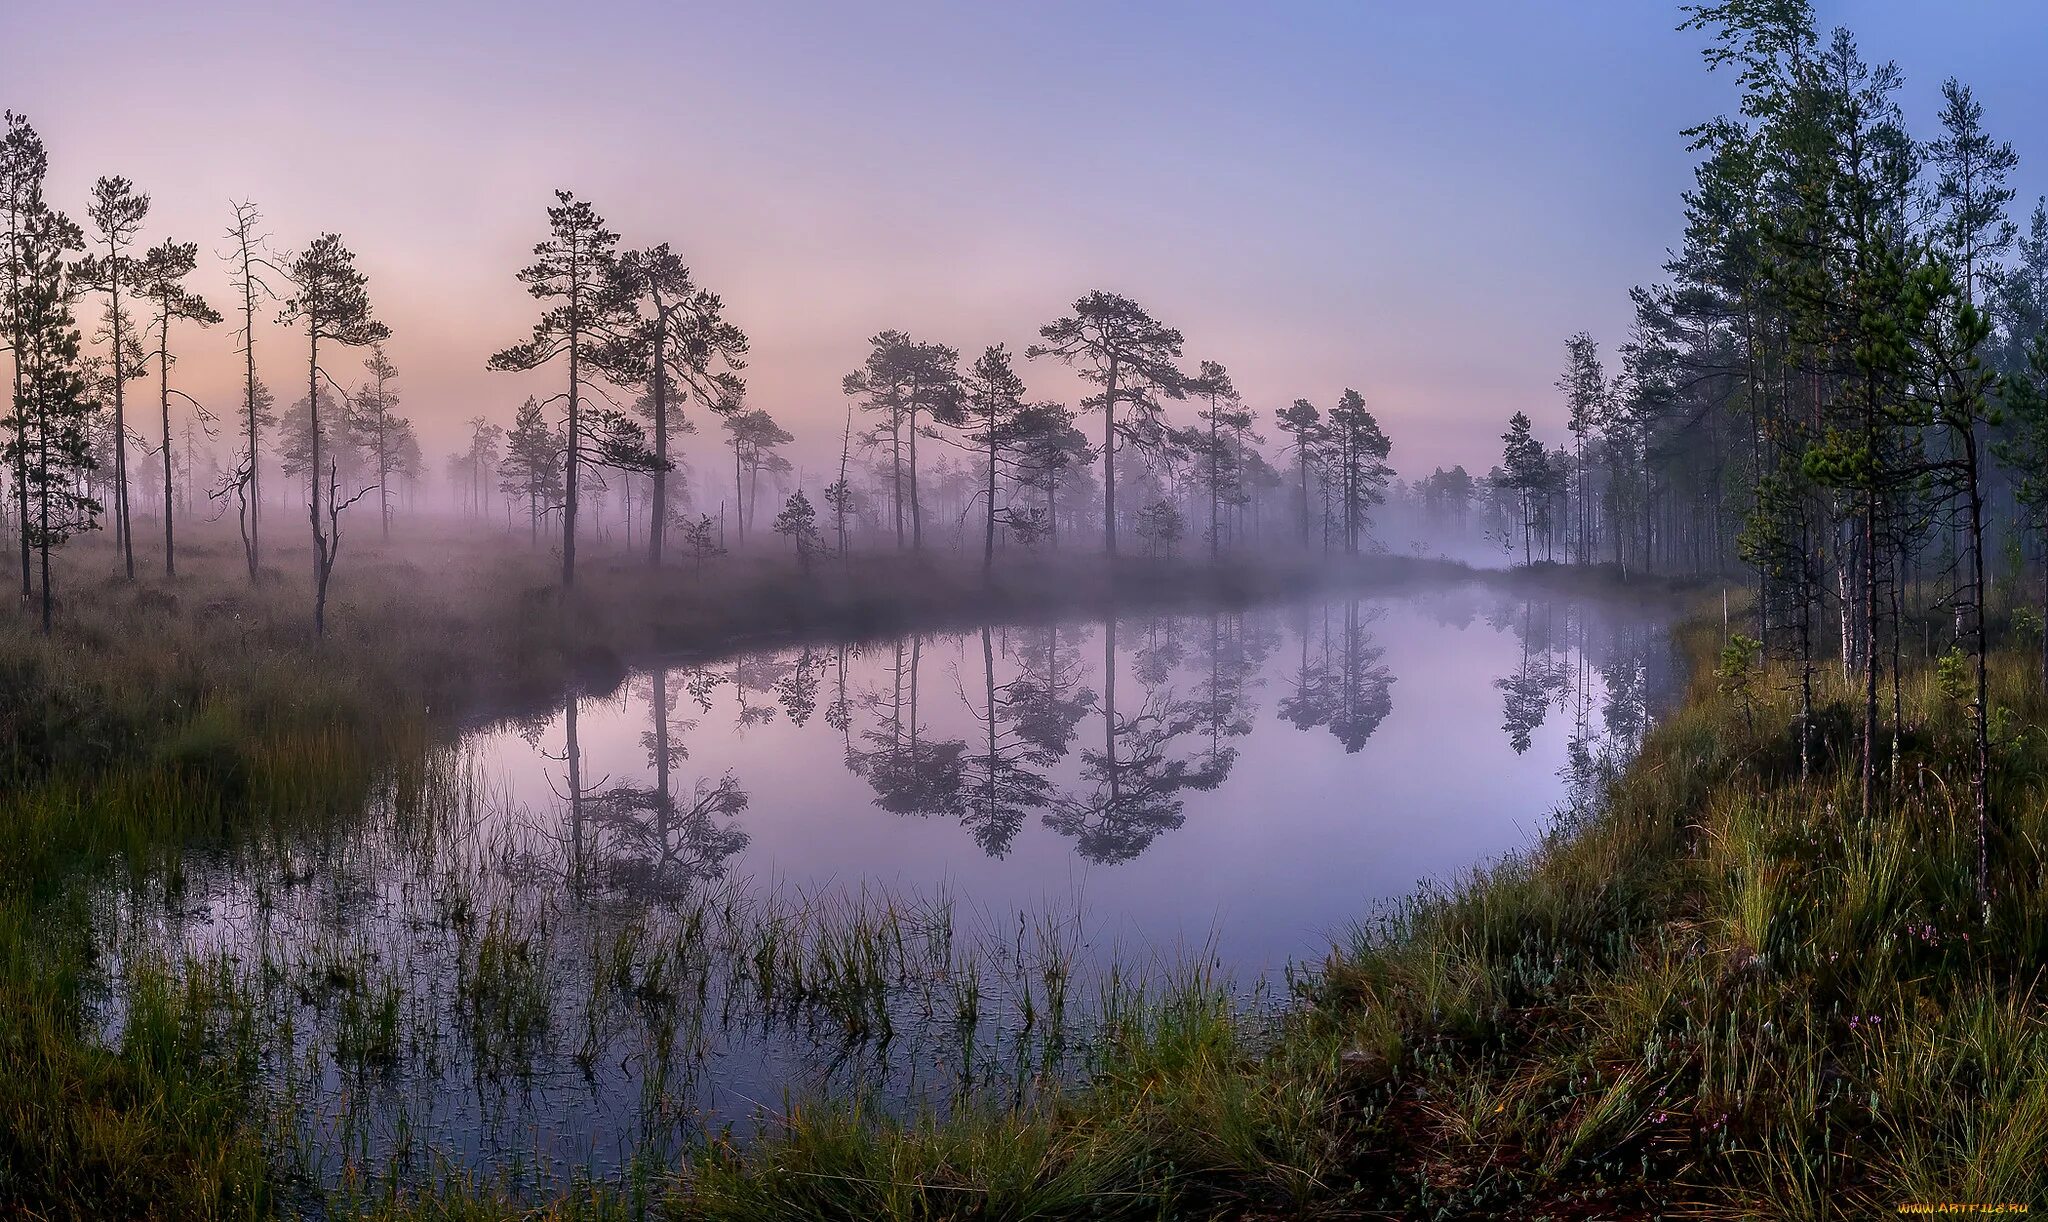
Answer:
[10, 524, 2035, 1217]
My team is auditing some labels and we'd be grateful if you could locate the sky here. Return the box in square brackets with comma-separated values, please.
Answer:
[5, 1, 2044, 485]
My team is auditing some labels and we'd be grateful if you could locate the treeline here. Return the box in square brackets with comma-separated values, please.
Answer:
[2, 119, 1440, 636]
[1497, 1, 2048, 913]
[468, 217, 1408, 583]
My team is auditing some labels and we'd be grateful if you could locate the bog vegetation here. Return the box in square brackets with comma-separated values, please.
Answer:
[6, 0, 2048, 1216]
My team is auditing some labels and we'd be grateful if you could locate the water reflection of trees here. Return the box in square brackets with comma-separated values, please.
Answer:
[554, 670, 752, 898]
[1005, 624, 1092, 760]
[1496, 599, 1567, 754]
[958, 626, 1056, 857]
[846, 636, 968, 819]
[527, 594, 1675, 879]
[1487, 596, 1663, 779]
[1048, 618, 1230, 864]
[1278, 601, 1394, 753]
[1189, 610, 1276, 772]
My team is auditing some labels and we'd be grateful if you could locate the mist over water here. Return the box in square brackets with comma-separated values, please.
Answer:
[91, 580, 1675, 1190]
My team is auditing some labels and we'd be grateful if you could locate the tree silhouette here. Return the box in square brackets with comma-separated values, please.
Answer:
[499, 395, 562, 544]
[1027, 292, 1188, 556]
[76, 176, 146, 579]
[843, 331, 965, 550]
[1277, 603, 1336, 733]
[772, 489, 823, 572]
[3, 192, 99, 632]
[1325, 389, 1392, 555]
[956, 625, 1057, 857]
[3, 111, 50, 601]
[220, 201, 285, 580]
[1326, 601, 1395, 752]
[280, 233, 388, 634]
[609, 244, 747, 566]
[488, 192, 631, 587]
[960, 344, 1030, 572]
[354, 343, 404, 539]
[1005, 623, 1094, 760]
[586, 667, 750, 898]
[1188, 610, 1275, 773]
[1496, 600, 1566, 754]
[132, 238, 220, 577]
[1274, 398, 1324, 549]
[1184, 360, 1255, 559]
[721, 407, 792, 537]
[1007, 402, 1091, 549]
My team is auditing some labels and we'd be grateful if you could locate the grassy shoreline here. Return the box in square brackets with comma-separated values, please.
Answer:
[9, 528, 1989, 1220]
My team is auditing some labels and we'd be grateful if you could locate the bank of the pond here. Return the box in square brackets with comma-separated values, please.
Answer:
[658, 612, 2048, 1219]
[0, 533, 1764, 1219]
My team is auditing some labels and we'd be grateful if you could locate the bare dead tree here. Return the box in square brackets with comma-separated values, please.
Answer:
[222, 201, 287, 579]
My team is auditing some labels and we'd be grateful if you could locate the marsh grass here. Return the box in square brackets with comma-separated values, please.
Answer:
[19, 519, 1998, 1219]
[0, 523, 1492, 1216]
[81, 735, 1177, 1208]
[662, 607, 2048, 1219]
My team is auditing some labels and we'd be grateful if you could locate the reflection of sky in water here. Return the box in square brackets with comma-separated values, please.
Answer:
[94, 583, 1675, 1186]
[492, 586, 1674, 972]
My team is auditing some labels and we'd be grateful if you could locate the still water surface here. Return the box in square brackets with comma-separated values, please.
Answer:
[95, 581, 1675, 1190]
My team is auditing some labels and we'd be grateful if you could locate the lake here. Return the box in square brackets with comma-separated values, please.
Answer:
[91, 579, 1678, 1194]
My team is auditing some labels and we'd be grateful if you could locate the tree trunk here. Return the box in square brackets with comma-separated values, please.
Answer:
[563, 242, 582, 588]
[109, 254, 133, 580]
[649, 303, 669, 567]
[891, 408, 904, 548]
[910, 407, 924, 552]
[244, 252, 261, 581]
[38, 418, 51, 633]
[731, 443, 745, 541]
[158, 316, 176, 578]
[984, 425, 998, 573]
[1966, 431, 1991, 919]
[1102, 356, 1120, 557]
[308, 325, 326, 633]
[1209, 403, 1220, 562]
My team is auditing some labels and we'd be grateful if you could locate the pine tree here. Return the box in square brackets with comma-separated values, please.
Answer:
[489, 192, 631, 586]
[1027, 292, 1189, 556]
[1500, 411, 1545, 565]
[499, 394, 564, 545]
[76, 176, 147, 579]
[609, 244, 747, 566]
[280, 233, 388, 634]
[772, 489, 822, 572]
[1008, 401, 1090, 548]
[4, 197, 99, 632]
[131, 239, 220, 578]
[1327, 389, 1393, 554]
[1274, 398, 1323, 548]
[843, 331, 964, 551]
[721, 408, 792, 536]
[1558, 332, 1607, 562]
[962, 344, 1029, 573]
[354, 343, 404, 539]
[1187, 360, 1253, 559]
[3, 111, 50, 602]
